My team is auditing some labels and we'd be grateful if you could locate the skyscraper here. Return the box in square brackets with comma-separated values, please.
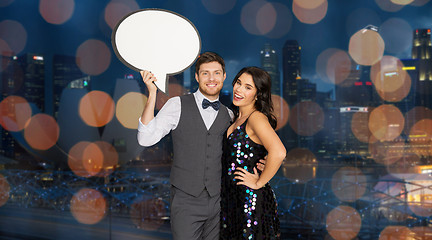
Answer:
[282, 40, 301, 105]
[260, 43, 280, 95]
[411, 29, 432, 109]
[412, 29, 432, 60]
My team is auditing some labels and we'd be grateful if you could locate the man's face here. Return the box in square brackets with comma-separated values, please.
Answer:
[195, 61, 226, 100]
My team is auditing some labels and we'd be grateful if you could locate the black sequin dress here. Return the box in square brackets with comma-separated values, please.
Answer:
[220, 119, 280, 240]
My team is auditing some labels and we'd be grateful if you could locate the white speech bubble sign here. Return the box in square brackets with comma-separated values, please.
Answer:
[112, 9, 201, 94]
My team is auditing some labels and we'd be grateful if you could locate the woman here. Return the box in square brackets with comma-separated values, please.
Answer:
[220, 66, 286, 239]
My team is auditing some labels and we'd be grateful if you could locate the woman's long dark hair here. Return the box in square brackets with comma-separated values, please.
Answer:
[231, 66, 277, 129]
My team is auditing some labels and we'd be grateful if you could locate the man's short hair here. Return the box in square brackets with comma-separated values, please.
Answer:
[195, 52, 225, 74]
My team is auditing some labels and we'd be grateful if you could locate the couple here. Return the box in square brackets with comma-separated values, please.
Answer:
[137, 52, 286, 239]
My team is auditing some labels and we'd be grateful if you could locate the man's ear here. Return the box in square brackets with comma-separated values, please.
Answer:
[222, 72, 226, 81]
[195, 73, 199, 83]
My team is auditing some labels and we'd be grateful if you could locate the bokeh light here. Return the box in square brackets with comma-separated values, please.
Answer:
[70, 188, 106, 225]
[240, 0, 276, 36]
[79, 90, 115, 127]
[282, 148, 316, 183]
[24, 113, 60, 150]
[292, 0, 327, 24]
[375, 0, 405, 12]
[348, 27, 385, 66]
[155, 83, 186, 111]
[369, 137, 406, 165]
[202, 0, 237, 15]
[271, 94, 289, 131]
[404, 106, 432, 136]
[76, 39, 111, 76]
[368, 104, 404, 141]
[130, 197, 166, 231]
[316, 48, 351, 85]
[411, 226, 432, 239]
[39, 0, 75, 25]
[391, 0, 415, 5]
[387, 153, 420, 176]
[0, 20, 27, 56]
[410, 0, 431, 6]
[68, 141, 104, 177]
[0, 95, 32, 132]
[116, 92, 147, 129]
[326, 205, 362, 240]
[409, 119, 432, 157]
[351, 111, 373, 143]
[379, 226, 414, 239]
[289, 101, 324, 136]
[379, 18, 412, 55]
[263, 2, 292, 39]
[370, 55, 411, 102]
[293, 0, 326, 9]
[345, 8, 381, 37]
[104, 0, 139, 29]
[93, 141, 119, 177]
[0, 174, 10, 207]
[332, 167, 367, 202]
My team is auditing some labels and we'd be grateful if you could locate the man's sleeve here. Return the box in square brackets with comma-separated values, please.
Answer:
[137, 97, 181, 146]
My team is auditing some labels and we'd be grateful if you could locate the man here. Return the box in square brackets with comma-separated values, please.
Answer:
[138, 52, 231, 240]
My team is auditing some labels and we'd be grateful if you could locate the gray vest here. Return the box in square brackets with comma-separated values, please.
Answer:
[171, 94, 231, 197]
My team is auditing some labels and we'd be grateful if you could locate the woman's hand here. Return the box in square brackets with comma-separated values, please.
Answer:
[234, 167, 262, 190]
[140, 70, 158, 94]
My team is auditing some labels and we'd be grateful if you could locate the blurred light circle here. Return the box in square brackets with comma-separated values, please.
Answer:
[410, 0, 430, 6]
[24, 114, 60, 150]
[387, 153, 420, 176]
[316, 48, 342, 84]
[293, 0, 326, 9]
[201, 0, 236, 14]
[116, 92, 147, 129]
[391, 0, 414, 4]
[368, 104, 404, 141]
[326, 50, 352, 85]
[68, 141, 103, 178]
[264, 2, 292, 39]
[156, 83, 186, 111]
[76, 39, 111, 76]
[104, 0, 139, 29]
[240, 0, 274, 36]
[93, 141, 119, 177]
[379, 226, 413, 239]
[292, 0, 327, 24]
[375, 0, 405, 12]
[345, 8, 381, 38]
[411, 227, 432, 239]
[0, 174, 10, 207]
[0, 20, 27, 55]
[289, 101, 324, 136]
[409, 119, 432, 157]
[130, 197, 166, 231]
[271, 94, 289, 131]
[404, 106, 432, 135]
[370, 56, 404, 92]
[39, 0, 75, 25]
[351, 111, 372, 143]
[380, 18, 412, 55]
[79, 90, 115, 127]
[282, 148, 316, 183]
[331, 167, 367, 202]
[256, 2, 277, 35]
[369, 138, 406, 165]
[0, 38, 12, 59]
[0, 95, 32, 132]
[326, 205, 362, 240]
[70, 188, 106, 225]
[348, 28, 385, 66]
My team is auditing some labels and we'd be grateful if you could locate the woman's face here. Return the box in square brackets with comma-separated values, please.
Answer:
[232, 72, 257, 108]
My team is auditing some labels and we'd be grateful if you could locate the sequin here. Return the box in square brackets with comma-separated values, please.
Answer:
[221, 118, 280, 239]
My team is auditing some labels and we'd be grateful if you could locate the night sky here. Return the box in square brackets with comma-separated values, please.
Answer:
[1, 0, 432, 111]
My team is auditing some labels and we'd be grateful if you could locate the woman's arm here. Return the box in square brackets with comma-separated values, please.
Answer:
[140, 70, 158, 125]
[235, 112, 286, 189]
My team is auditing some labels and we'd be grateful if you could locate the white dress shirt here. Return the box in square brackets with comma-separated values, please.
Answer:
[137, 89, 233, 147]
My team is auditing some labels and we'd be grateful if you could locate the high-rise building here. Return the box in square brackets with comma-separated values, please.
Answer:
[282, 40, 301, 105]
[260, 43, 280, 95]
[53, 54, 86, 119]
[411, 29, 432, 109]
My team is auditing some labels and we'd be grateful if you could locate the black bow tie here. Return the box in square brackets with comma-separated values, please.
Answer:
[202, 99, 220, 111]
